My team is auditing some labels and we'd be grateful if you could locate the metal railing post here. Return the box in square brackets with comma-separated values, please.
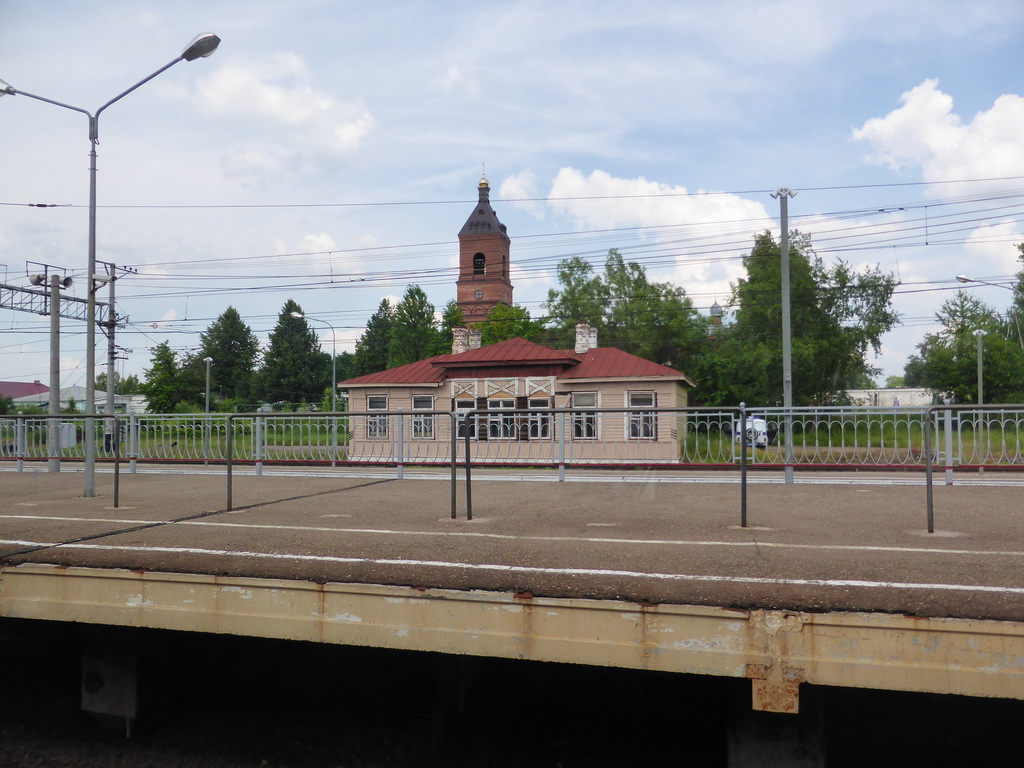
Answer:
[558, 410, 566, 481]
[924, 405, 935, 533]
[464, 413, 473, 521]
[129, 414, 138, 473]
[397, 413, 404, 480]
[331, 415, 338, 469]
[739, 404, 748, 528]
[15, 413, 25, 472]
[943, 400, 953, 485]
[112, 414, 121, 508]
[450, 412, 458, 520]
[226, 414, 235, 512]
[255, 415, 264, 476]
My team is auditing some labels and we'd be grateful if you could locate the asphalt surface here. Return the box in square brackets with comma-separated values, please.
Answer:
[2, 466, 1023, 622]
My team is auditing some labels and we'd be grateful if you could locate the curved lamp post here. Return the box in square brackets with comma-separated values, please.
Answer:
[1, 33, 221, 497]
[956, 274, 1024, 351]
[289, 311, 337, 413]
[291, 311, 339, 466]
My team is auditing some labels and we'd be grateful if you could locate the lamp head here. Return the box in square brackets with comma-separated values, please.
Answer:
[956, 274, 973, 284]
[204, 357, 213, 363]
[0, 79, 15, 96]
[181, 33, 221, 62]
[289, 311, 304, 320]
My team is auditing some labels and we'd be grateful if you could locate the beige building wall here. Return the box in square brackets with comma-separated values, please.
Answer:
[344, 378, 688, 463]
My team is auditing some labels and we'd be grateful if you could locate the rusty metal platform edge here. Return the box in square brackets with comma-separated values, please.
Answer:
[2, 563, 1023, 713]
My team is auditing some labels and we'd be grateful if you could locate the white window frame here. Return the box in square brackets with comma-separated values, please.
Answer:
[454, 398, 477, 439]
[412, 395, 434, 439]
[487, 398, 517, 439]
[571, 392, 598, 440]
[528, 397, 552, 439]
[366, 395, 388, 439]
[627, 391, 657, 440]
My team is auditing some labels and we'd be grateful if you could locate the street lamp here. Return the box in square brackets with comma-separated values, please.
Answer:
[291, 311, 339, 467]
[973, 329, 986, 406]
[956, 274, 1023, 295]
[771, 186, 797, 483]
[0, 33, 221, 497]
[203, 356, 213, 465]
[204, 357, 213, 413]
[289, 312, 337, 412]
[956, 274, 1024, 350]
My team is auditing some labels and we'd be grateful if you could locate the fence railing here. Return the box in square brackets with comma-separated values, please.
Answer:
[4, 406, 1024, 471]
[1, 413, 123, 506]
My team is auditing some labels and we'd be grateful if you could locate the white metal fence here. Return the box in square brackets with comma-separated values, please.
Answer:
[3, 405, 1024, 470]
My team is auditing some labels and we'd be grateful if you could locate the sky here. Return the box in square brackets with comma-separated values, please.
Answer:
[3, 0, 1024, 395]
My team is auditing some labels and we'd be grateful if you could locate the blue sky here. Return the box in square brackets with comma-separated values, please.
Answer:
[3, 0, 1024, 392]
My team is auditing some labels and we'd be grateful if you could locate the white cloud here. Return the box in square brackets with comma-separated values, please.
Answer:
[549, 168, 769, 230]
[965, 220, 1024, 274]
[197, 53, 374, 181]
[499, 170, 542, 217]
[853, 80, 1024, 186]
[433, 64, 480, 96]
[547, 168, 770, 289]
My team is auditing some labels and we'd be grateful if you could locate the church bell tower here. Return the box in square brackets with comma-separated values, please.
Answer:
[456, 174, 513, 322]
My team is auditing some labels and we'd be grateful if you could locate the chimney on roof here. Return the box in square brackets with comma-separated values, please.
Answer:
[468, 328, 482, 350]
[575, 322, 598, 354]
[452, 326, 469, 355]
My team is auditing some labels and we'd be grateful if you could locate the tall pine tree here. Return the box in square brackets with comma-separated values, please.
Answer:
[258, 300, 329, 407]
[198, 306, 261, 402]
[388, 285, 440, 368]
[353, 299, 395, 376]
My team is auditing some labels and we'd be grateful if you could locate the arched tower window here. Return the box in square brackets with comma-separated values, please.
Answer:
[473, 253, 486, 275]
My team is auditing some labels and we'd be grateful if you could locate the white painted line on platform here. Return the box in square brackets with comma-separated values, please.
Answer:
[3, 538, 1023, 597]
[2, 515, 1022, 558]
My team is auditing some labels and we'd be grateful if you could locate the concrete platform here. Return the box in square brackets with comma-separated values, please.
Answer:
[2, 467, 1024, 713]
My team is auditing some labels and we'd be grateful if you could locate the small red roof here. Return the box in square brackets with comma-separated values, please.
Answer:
[562, 347, 692, 382]
[432, 337, 578, 368]
[340, 338, 693, 387]
[0, 380, 49, 400]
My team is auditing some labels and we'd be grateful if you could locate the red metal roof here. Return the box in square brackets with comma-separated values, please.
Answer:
[341, 338, 693, 387]
[432, 337, 578, 367]
[560, 347, 692, 382]
[0, 380, 49, 400]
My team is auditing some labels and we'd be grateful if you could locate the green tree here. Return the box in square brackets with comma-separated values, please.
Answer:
[545, 250, 708, 370]
[198, 306, 261, 401]
[259, 300, 330, 406]
[904, 291, 1024, 403]
[353, 299, 395, 376]
[430, 300, 465, 356]
[387, 285, 439, 368]
[1008, 243, 1024, 350]
[95, 372, 141, 395]
[544, 256, 610, 348]
[693, 231, 899, 406]
[138, 342, 193, 413]
[479, 303, 545, 346]
[0, 394, 14, 415]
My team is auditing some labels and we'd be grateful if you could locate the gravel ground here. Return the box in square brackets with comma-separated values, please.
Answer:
[3, 619, 1021, 767]
[1, 620, 728, 767]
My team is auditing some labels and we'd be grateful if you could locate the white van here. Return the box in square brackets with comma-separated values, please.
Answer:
[734, 417, 770, 449]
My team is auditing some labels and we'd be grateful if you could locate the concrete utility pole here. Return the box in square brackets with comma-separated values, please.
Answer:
[974, 329, 986, 406]
[772, 187, 797, 484]
[48, 274, 62, 473]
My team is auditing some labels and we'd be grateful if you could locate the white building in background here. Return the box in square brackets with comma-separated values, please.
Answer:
[846, 388, 934, 407]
